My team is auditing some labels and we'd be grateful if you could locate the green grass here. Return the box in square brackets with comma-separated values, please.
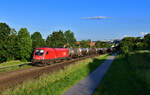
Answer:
[0, 61, 32, 74]
[94, 51, 150, 95]
[1, 54, 109, 95]
[0, 60, 24, 67]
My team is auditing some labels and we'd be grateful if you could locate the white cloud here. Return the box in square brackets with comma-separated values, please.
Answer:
[81, 16, 111, 20]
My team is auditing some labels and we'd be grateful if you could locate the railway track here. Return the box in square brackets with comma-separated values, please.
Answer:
[0, 55, 99, 93]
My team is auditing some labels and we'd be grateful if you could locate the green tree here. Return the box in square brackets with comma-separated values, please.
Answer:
[7, 28, 17, 60]
[100, 42, 111, 48]
[16, 28, 32, 61]
[119, 37, 136, 53]
[134, 37, 146, 49]
[120, 45, 129, 55]
[0, 23, 11, 62]
[144, 34, 150, 49]
[80, 40, 90, 48]
[46, 30, 66, 48]
[64, 30, 76, 47]
[95, 41, 101, 48]
[31, 32, 45, 49]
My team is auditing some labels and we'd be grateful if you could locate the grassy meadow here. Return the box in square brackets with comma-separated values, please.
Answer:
[1, 54, 109, 95]
[94, 50, 150, 95]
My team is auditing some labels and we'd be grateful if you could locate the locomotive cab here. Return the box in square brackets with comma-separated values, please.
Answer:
[33, 48, 56, 62]
[33, 49, 45, 60]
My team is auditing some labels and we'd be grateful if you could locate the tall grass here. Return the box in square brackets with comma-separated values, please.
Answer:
[0, 60, 24, 67]
[2, 54, 109, 95]
[94, 51, 150, 95]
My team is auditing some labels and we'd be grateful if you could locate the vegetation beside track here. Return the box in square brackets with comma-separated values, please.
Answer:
[0, 60, 28, 67]
[94, 50, 150, 95]
[0, 61, 31, 74]
[1, 54, 109, 95]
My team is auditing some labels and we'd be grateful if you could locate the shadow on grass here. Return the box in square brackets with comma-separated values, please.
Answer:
[71, 55, 115, 94]
[88, 58, 107, 73]
[93, 51, 150, 95]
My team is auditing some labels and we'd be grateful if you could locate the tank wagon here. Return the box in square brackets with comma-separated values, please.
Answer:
[32, 47, 112, 64]
[68, 48, 83, 57]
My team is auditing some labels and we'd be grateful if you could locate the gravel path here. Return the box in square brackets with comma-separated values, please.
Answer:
[63, 54, 116, 95]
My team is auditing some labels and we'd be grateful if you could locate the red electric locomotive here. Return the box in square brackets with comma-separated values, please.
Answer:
[33, 48, 69, 64]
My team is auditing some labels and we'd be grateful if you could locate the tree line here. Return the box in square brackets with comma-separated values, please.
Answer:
[0, 23, 77, 62]
[119, 34, 150, 54]
[0, 22, 112, 63]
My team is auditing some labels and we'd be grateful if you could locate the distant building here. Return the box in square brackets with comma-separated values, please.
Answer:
[89, 42, 95, 47]
[76, 41, 96, 47]
[76, 41, 80, 45]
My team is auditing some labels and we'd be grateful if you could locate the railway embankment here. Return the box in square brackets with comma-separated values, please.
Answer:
[1, 54, 109, 95]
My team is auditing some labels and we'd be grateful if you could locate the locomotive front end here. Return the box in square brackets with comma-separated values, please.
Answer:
[32, 49, 45, 63]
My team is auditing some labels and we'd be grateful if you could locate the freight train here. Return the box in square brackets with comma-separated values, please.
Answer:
[32, 47, 111, 64]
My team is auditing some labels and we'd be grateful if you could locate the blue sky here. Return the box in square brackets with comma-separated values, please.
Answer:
[0, 0, 150, 40]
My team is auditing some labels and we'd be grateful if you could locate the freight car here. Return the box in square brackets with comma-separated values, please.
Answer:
[68, 48, 83, 57]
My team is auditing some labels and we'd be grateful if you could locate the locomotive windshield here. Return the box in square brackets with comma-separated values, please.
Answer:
[35, 49, 44, 56]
